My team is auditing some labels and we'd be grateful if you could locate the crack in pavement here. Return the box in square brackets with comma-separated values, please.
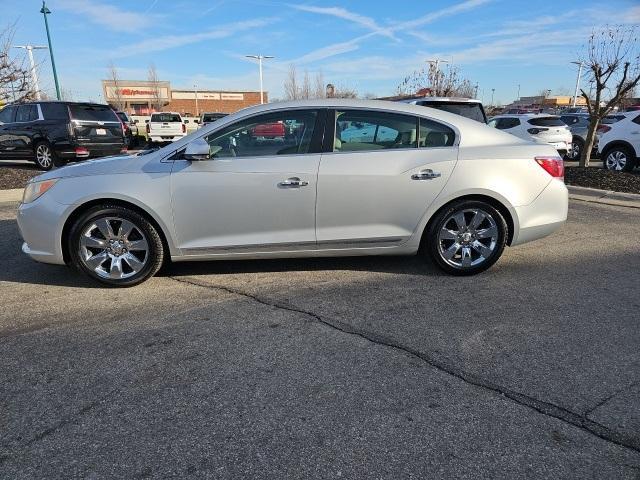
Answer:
[170, 275, 640, 455]
[584, 381, 640, 418]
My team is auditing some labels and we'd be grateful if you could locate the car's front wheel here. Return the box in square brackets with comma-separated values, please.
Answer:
[603, 146, 636, 172]
[68, 205, 164, 287]
[426, 200, 507, 275]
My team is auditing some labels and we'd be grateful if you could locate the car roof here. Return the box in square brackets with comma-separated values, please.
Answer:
[151, 111, 181, 115]
[492, 113, 559, 118]
[399, 96, 482, 104]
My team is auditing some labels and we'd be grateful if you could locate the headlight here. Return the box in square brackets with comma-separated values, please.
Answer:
[22, 179, 58, 204]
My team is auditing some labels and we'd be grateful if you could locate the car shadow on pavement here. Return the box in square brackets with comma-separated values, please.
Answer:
[164, 255, 443, 279]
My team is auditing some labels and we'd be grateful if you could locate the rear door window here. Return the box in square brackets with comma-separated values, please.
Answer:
[15, 104, 37, 122]
[495, 118, 520, 129]
[41, 103, 69, 120]
[528, 117, 565, 127]
[69, 105, 118, 122]
[335, 110, 418, 152]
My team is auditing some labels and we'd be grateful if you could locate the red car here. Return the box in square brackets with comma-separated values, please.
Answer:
[251, 121, 285, 139]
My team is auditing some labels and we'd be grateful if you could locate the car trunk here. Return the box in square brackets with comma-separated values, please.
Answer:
[528, 117, 571, 143]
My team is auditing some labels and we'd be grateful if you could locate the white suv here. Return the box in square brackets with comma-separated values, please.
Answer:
[598, 111, 640, 171]
[489, 114, 572, 157]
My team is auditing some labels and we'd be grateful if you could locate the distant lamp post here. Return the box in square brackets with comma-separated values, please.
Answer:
[40, 1, 61, 100]
[474, 82, 479, 99]
[490, 88, 495, 106]
[245, 54, 274, 104]
[194, 84, 199, 116]
[517, 83, 521, 100]
[13, 45, 48, 100]
[570, 61, 583, 108]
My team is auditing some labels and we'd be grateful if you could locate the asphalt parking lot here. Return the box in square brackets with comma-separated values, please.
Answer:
[1, 199, 639, 479]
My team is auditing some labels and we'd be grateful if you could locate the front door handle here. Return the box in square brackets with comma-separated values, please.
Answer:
[411, 169, 441, 180]
[279, 177, 309, 187]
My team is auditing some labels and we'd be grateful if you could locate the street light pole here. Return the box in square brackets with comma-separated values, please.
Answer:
[517, 84, 521, 100]
[245, 54, 274, 104]
[14, 45, 48, 100]
[194, 84, 199, 116]
[426, 58, 449, 95]
[491, 88, 495, 106]
[40, 1, 61, 100]
[570, 61, 583, 108]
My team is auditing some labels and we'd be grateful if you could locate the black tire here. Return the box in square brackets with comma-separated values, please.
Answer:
[569, 136, 584, 161]
[33, 141, 57, 170]
[602, 145, 637, 172]
[425, 200, 507, 276]
[68, 205, 164, 287]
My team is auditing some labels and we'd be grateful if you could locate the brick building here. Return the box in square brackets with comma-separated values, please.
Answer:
[101, 80, 266, 116]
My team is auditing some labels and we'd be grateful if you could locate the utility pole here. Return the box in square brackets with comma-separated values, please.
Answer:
[245, 54, 274, 104]
[40, 1, 61, 100]
[570, 61, 583, 108]
[194, 84, 199, 116]
[426, 58, 449, 95]
[474, 82, 479, 99]
[517, 84, 521, 100]
[491, 88, 495, 106]
[14, 45, 48, 100]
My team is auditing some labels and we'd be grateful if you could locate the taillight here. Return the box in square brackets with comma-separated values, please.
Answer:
[527, 127, 548, 134]
[597, 125, 611, 133]
[75, 147, 89, 157]
[535, 156, 564, 179]
[182, 123, 186, 133]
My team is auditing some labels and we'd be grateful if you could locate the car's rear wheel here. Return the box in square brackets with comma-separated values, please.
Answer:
[569, 137, 584, 160]
[33, 142, 56, 170]
[603, 146, 636, 172]
[426, 200, 507, 275]
[68, 205, 164, 287]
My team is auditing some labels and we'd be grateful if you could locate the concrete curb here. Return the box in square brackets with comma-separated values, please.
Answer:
[567, 185, 640, 209]
[0, 188, 22, 203]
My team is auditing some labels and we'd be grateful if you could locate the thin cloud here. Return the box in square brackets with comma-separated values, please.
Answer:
[396, 0, 493, 30]
[112, 18, 277, 57]
[291, 5, 396, 39]
[56, 0, 157, 33]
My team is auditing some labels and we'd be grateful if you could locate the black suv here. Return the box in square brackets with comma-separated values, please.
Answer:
[0, 101, 126, 170]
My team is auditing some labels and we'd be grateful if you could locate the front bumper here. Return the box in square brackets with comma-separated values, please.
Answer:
[511, 179, 568, 246]
[17, 197, 69, 265]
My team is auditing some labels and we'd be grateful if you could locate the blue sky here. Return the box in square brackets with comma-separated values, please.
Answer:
[3, 0, 640, 104]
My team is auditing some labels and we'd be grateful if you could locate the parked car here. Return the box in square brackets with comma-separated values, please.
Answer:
[116, 111, 139, 147]
[17, 99, 567, 286]
[200, 112, 228, 127]
[559, 113, 625, 160]
[598, 111, 640, 171]
[488, 114, 572, 157]
[146, 112, 186, 144]
[397, 97, 488, 123]
[0, 101, 126, 170]
[251, 121, 285, 140]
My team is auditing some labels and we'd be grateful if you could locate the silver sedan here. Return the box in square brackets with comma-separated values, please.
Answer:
[18, 99, 568, 286]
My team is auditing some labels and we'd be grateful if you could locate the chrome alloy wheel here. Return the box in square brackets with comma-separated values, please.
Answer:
[35, 144, 52, 169]
[437, 208, 499, 269]
[570, 141, 581, 160]
[605, 151, 627, 171]
[78, 217, 149, 279]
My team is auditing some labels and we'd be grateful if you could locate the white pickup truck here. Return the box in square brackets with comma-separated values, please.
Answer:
[146, 112, 187, 144]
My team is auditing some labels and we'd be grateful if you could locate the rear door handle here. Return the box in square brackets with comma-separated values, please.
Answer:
[411, 169, 441, 180]
[279, 177, 309, 187]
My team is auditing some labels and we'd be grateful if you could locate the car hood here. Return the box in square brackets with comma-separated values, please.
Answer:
[33, 152, 163, 182]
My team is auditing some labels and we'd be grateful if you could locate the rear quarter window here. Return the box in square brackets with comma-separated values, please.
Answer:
[417, 101, 486, 123]
[69, 105, 118, 122]
[0, 106, 15, 123]
[528, 117, 565, 127]
[41, 103, 69, 121]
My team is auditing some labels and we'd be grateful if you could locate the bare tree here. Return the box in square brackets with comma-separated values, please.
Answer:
[578, 26, 640, 166]
[147, 63, 163, 112]
[301, 69, 311, 99]
[107, 61, 125, 110]
[398, 63, 474, 98]
[0, 24, 37, 104]
[332, 85, 358, 98]
[283, 64, 299, 100]
[60, 87, 74, 101]
[313, 70, 325, 99]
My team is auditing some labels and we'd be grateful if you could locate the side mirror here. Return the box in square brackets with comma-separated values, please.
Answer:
[184, 139, 221, 161]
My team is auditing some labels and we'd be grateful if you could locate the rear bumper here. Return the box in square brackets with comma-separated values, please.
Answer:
[511, 179, 568, 246]
[56, 142, 125, 160]
[149, 134, 186, 142]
